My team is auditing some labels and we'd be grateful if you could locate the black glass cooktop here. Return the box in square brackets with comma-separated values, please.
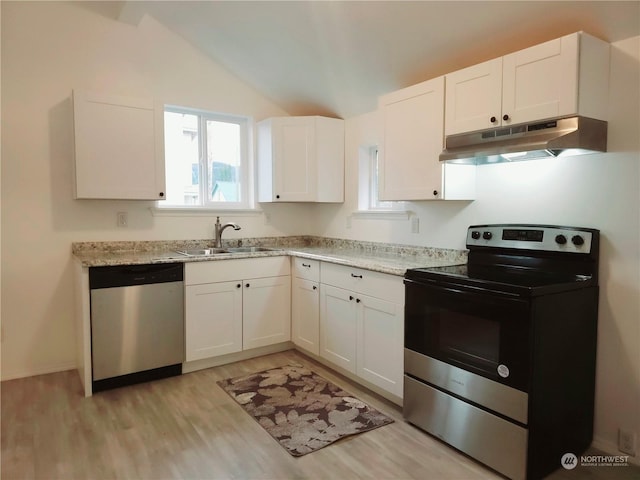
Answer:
[405, 263, 595, 296]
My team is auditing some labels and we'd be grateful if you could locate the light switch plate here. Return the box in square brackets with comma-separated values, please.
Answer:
[411, 217, 420, 234]
[117, 212, 128, 227]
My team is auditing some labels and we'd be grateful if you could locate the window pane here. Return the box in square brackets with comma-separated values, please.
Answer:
[206, 120, 241, 203]
[164, 111, 200, 205]
[370, 148, 394, 209]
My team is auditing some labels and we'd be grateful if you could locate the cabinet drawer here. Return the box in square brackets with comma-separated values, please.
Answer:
[292, 257, 320, 281]
[185, 256, 290, 286]
[320, 262, 404, 304]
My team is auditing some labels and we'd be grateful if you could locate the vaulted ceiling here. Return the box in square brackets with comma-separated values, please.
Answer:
[112, 1, 640, 118]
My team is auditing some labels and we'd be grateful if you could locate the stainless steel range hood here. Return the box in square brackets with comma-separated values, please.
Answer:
[440, 116, 607, 165]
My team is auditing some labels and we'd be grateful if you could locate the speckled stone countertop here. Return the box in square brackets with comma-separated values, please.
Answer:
[72, 236, 467, 276]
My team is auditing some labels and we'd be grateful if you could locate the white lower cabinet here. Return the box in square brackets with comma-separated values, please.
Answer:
[291, 258, 321, 355]
[356, 293, 404, 397]
[184, 256, 403, 400]
[291, 277, 320, 355]
[318, 263, 404, 399]
[184, 257, 291, 362]
[243, 276, 291, 350]
[319, 284, 358, 373]
[185, 281, 243, 361]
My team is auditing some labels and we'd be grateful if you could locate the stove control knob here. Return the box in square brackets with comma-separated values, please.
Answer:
[572, 235, 585, 246]
[482, 231, 493, 240]
[471, 231, 481, 240]
[555, 234, 567, 245]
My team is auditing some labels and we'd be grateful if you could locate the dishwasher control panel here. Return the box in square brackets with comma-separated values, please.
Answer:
[89, 263, 184, 289]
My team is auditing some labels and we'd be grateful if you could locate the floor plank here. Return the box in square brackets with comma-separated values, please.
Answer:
[2, 350, 638, 479]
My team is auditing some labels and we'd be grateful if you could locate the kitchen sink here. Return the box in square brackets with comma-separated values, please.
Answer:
[174, 248, 230, 256]
[226, 247, 281, 253]
[174, 246, 282, 257]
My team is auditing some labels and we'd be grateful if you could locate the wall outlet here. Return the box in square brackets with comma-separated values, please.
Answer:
[117, 211, 128, 228]
[619, 428, 637, 456]
[411, 217, 420, 234]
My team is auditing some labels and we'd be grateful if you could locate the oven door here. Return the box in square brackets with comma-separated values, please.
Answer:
[404, 278, 530, 392]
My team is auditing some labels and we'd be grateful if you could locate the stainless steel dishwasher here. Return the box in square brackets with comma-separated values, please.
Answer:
[89, 263, 184, 392]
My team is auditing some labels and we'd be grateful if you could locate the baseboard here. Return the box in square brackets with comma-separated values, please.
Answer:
[293, 347, 403, 407]
[592, 435, 640, 466]
[182, 342, 294, 374]
[1, 361, 77, 382]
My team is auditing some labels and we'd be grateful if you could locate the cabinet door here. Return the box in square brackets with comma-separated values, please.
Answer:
[243, 276, 291, 350]
[292, 277, 320, 355]
[445, 58, 503, 135]
[273, 117, 317, 202]
[378, 77, 445, 200]
[319, 284, 357, 373]
[356, 293, 404, 397]
[185, 281, 242, 361]
[502, 34, 579, 125]
[73, 90, 165, 200]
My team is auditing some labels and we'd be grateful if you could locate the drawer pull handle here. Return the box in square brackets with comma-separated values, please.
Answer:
[356, 298, 361, 303]
[349, 295, 354, 301]
[351, 273, 363, 278]
[302, 263, 311, 268]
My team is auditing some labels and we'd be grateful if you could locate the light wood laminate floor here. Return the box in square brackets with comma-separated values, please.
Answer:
[2, 350, 639, 480]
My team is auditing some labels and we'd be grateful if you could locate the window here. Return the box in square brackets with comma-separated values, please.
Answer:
[368, 148, 395, 210]
[162, 107, 251, 209]
[358, 146, 404, 212]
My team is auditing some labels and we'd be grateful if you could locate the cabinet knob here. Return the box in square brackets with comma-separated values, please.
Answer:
[349, 295, 354, 301]
[236, 283, 241, 288]
[490, 116, 497, 123]
[159, 192, 165, 197]
[276, 194, 280, 199]
[503, 114, 510, 121]
[433, 190, 439, 197]
[245, 283, 250, 288]
[356, 298, 361, 303]
[312, 285, 317, 290]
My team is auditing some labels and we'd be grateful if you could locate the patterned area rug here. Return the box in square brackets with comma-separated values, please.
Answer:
[217, 364, 394, 457]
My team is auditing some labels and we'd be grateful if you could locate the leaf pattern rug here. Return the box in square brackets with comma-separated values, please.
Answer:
[217, 364, 394, 456]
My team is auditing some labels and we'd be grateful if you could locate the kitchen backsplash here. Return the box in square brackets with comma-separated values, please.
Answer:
[72, 236, 468, 263]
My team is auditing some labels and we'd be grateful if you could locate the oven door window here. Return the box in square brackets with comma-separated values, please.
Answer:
[405, 280, 530, 392]
[439, 310, 500, 370]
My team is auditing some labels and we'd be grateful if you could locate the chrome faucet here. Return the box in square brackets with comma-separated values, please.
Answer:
[214, 216, 241, 248]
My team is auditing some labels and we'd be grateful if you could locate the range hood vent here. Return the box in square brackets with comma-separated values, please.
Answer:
[440, 116, 607, 165]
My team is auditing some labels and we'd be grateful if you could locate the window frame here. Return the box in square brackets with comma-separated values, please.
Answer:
[368, 147, 396, 210]
[159, 105, 253, 211]
[356, 145, 408, 217]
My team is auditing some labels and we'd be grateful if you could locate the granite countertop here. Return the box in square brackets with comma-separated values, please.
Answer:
[72, 236, 467, 276]
[286, 247, 464, 276]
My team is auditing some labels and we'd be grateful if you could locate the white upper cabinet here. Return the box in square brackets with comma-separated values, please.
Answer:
[73, 90, 166, 200]
[445, 32, 610, 135]
[257, 116, 344, 203]
[378, 77, 476, 201]
[445, 58, 503, 135]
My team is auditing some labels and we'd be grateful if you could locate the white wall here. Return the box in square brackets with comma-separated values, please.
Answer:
[316, 36, 640, 458]
[0, 1, 313, 380]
